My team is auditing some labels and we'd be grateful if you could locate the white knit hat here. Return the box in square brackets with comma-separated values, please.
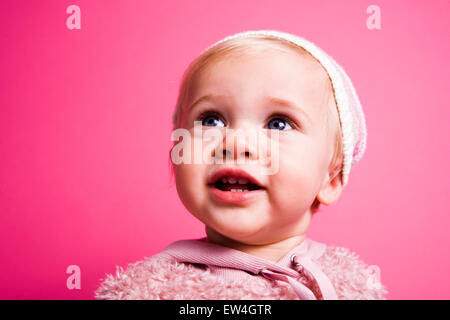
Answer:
[203, 30, 367, 186]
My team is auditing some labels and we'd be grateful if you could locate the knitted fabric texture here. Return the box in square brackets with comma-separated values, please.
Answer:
[202, 30, 367, 186]
[95, 239, 387, 300]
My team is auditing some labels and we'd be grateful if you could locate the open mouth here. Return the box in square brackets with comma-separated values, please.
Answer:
[209, 177, 263, 192]
[207, 168, 265, 193]
[207, 168, 265, 203]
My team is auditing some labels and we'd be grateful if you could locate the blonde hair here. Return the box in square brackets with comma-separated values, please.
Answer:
[170, 35, 344, 214]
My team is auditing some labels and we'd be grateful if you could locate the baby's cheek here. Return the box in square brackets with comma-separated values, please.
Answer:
[272, 151, 318, 204]
[175, 163, 206, 207]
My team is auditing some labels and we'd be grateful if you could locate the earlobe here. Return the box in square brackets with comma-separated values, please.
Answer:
[316, 171, 344, 206]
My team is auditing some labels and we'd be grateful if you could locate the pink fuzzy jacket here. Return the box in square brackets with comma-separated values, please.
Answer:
[95, 238, 388, 300]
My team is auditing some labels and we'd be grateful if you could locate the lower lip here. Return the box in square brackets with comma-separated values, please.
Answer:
[208, 186, 266, 204]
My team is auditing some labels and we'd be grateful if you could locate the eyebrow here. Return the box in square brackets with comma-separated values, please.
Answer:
[188, 94, 312, 124]
[263, 96, 312, 124]
[187, 94, 229, 112]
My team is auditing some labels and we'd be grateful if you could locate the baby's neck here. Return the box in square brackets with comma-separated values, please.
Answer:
[205, 229, 307, 263]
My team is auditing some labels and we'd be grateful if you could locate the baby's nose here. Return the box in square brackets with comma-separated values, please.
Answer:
[222, 149, 252, 160]
[216, 131, 259, 163]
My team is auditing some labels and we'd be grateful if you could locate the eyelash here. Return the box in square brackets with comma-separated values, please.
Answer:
[197, 110, 226, 125]
[267, 113, 299, 130]
[195, 109, 299, 130]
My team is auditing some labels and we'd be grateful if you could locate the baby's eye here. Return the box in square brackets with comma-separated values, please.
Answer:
[267, 117, 293, 130]
[198, 111, 225, 127]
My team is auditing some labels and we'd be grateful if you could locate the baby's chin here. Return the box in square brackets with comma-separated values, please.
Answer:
[203, 211, 272, 242]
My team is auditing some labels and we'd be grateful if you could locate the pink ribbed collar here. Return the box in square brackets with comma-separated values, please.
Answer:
[161, 237, 338, 300]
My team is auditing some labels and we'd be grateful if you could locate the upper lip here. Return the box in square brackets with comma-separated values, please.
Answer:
[207, 168, 265, 188]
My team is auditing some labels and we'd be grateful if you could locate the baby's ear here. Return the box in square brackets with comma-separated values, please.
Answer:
[316, 170, 344, 206]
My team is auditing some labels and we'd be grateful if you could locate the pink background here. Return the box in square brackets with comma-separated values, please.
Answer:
[1, 0, 449, 300]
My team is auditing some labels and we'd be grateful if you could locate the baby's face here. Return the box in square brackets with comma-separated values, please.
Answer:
[173, 48, 339, 245]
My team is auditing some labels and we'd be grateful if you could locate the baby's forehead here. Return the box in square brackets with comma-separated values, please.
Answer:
[194, 47, 334, 116]
[206, 44, 327, 75]
[201, 44, 330, 88]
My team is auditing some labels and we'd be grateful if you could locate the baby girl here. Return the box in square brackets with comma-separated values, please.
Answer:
[95, 30, 387, 300]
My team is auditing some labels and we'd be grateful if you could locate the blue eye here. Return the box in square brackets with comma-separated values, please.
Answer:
[200, 114, 225, 127]
[267, 117, 292, 130]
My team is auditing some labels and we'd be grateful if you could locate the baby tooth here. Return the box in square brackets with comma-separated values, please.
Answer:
[238, 178, 248, 184]
[221, 178, 228, 183]
[228, 177, 237, 184]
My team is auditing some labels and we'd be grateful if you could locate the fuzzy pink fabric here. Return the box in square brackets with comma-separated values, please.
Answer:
[95, 241, 388, 300]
